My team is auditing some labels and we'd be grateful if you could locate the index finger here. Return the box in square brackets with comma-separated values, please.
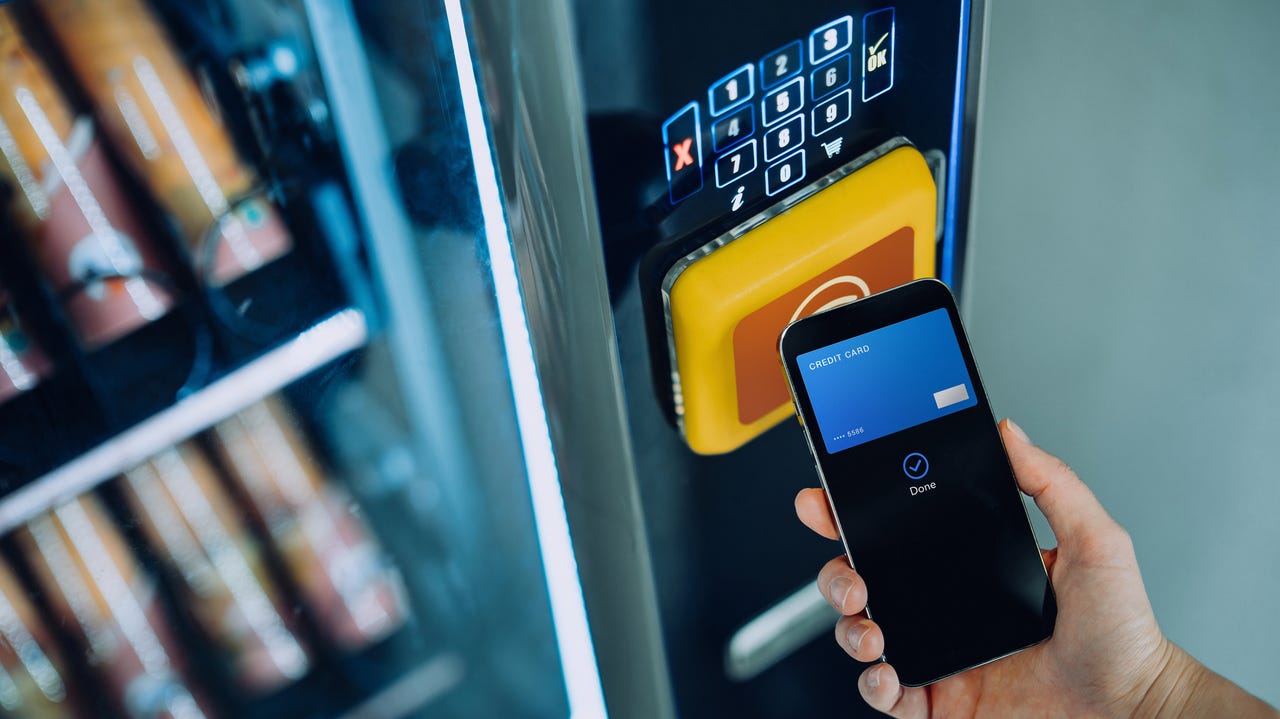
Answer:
[795, 488, 839, 540]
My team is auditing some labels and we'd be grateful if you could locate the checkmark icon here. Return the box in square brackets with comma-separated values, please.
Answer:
[869, 32, 889, 56]
[903, 452, 929, 479]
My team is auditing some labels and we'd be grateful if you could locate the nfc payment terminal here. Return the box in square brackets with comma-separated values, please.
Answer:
[664, 140, 937, 454]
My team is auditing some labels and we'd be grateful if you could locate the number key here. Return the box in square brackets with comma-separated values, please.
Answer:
[764, 114, 804, 163]
[759, 40, 803, 89]
[712, 105, 755, 153]
[811, 89, 852, 136]
[809, 16, 853, 65]
[715, 139, 758, 188]
[810, 54, 852, 101]
[765, 149, 806, 196]
[709, 64, 754, 116]
[762, 76, 804, 126]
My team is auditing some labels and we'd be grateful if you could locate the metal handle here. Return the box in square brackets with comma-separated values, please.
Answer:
[725, 580, 838, 681]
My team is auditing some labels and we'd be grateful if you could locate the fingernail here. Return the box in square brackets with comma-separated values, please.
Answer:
[866, 664, 882, 689]
[1006, 419, 1030, 444]
[846, 622, 869, 653]
[829, 576, 853, 610]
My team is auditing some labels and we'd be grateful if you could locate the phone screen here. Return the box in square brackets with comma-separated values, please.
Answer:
[798, 307, 978, 454]
[782, 280, 1055, 686]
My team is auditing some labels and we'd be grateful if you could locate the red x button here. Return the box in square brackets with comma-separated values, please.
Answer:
[672, 138, 694, 171]
[662, 102, 703, 204]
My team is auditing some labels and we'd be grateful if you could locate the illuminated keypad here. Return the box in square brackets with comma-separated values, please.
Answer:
[660, 9, 904, 207]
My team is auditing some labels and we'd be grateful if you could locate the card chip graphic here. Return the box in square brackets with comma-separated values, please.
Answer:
[933, 383, 969, 409]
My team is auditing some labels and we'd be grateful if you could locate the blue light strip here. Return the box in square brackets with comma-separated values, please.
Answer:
[942, 0, 972, 287]
[442, 2, 608, 717]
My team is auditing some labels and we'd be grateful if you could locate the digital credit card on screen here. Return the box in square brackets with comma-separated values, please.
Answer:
[797, 307, 978, 454]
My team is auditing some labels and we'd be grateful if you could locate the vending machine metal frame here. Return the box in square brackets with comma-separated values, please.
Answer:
[451, 0, 991, 716]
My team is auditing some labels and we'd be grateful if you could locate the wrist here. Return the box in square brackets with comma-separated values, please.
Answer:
[1128, 639, 1209, 719]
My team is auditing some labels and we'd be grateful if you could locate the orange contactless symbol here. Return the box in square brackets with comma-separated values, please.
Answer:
[663, 140, 937, 454]
[732, 227, 914, 425]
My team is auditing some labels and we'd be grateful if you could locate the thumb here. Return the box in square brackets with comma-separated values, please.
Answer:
[1000, 419, 1116, 543]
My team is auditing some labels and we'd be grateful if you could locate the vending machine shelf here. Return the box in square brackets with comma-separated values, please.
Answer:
[0, 308, 367, 535]
[331, 653, 466, 719]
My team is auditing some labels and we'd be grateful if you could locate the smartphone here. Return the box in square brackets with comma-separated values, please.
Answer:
[779, 278, 1055, 686]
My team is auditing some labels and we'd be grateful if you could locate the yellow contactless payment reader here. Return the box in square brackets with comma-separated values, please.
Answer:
[663, 141, 936, 455]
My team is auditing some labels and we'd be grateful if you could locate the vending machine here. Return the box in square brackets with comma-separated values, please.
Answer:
[0, 0, 983, 717]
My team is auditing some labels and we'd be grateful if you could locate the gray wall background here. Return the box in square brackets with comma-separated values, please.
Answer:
[965, 0, 1280, 705]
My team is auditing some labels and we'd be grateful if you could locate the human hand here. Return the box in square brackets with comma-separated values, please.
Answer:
[795, 419, 1277, 718]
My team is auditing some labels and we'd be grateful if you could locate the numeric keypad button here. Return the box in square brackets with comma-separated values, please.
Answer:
[811, 89, 852, 136]
[764, 114, 804, 163]
[759, 40, 803, 89]
[709, 64, 755, 116]
[762, 76, 804, 127]
[765, 149, 806, 196]
[712, 105, 755, 153]
[715, 139, 758, 188]
[809, 16, 853, 66]
[811, 54, 852, 101]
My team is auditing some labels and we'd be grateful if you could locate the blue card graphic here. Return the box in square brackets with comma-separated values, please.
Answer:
[798, 308, 977, 454]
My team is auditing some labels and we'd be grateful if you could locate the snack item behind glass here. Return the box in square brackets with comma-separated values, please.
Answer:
[120, 442, 310, 694]
[35, 0, 293, 286]
[0, 290, 52, 405]
[0, 9, 175, 349]
[210, 397, 409, 652]
[0, 557, 81, 719]
[17, 496, 214, 719]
